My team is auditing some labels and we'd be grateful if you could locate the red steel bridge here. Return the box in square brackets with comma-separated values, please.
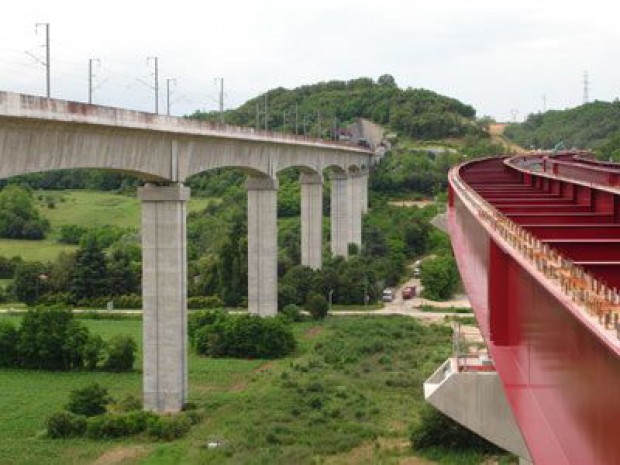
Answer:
[448, 151, 620, 464]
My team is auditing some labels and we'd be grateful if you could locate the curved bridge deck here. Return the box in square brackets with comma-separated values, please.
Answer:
[449, 152, 620, 464]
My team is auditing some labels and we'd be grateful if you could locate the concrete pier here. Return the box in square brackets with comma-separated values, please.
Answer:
[139, 184, 190, 413]
[360, 170, 369, 214]
[247, 176, 278, 316]
[330, 171, 349, 257]
[300, 172, 323, 269]
[348, 171, 362, 249]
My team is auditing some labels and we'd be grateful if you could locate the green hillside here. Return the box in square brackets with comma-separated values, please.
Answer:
[191, 74, 484, 141]
[0, 191, 217, 262]
[504, 100, 620, 154]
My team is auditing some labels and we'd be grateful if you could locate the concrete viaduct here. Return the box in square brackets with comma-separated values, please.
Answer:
[0, 92, 374, 412]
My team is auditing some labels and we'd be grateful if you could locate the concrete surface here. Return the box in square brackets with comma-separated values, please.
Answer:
[139, 184, 189, 412]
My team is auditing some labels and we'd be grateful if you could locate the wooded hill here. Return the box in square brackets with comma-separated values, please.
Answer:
[190, 74, 484, 141]
[504, 100, 620, 158]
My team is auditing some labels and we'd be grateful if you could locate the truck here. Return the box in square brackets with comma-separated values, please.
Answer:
[402, 286, 416, 300]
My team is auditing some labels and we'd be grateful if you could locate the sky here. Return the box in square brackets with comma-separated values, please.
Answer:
[1, 0, 619, 122]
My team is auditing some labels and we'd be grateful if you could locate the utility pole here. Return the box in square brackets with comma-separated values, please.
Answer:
[583, 70, 590, 104]
[542, 94, 547, 113]
[147, 56, 159, 114]
[88, 58, 100, 104]
[255, 103, 260, 130]
[214, 77, 224, 123]
[166, 78, 176, 116]
[35, 23, 50, 98]
[509, 109, 519, 123]
[295, 103, 299, 135]
[264, 93, 269, 131]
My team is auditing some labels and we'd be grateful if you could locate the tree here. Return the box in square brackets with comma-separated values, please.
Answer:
[0, 320, 19, 367]
[107, 247, 139, 296]
[0, 185, 50, 239]
[377, 74, 397, 87]
[13, 261, 50, 305]
[305, 292, 328, 320]
[18, 307, 91, 370]
[69, 234, 108, 302]
[420, 255, 459, 301]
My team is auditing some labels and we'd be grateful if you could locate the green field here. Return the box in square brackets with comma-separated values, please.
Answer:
[0, 190, 220, 262]
[0, 315, 507, 465]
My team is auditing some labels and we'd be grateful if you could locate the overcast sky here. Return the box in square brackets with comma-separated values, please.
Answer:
[1, 0, 619, 122]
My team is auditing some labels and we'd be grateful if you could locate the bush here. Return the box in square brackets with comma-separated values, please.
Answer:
[410, 404, 501, 452]
[46, 411, 87, 438]
[305, 293, 329, 320]
[57, 224, 88, 244]
[66, 383, 110, 417]
[114, 294, 142, 309]
[115, 394, 142, 412]
[86, 411, 157, 439]
[188, 295, 224, 309]
[280, 304, 304, 322]
[103, 335, 137, 372]
[147, 414, 192, 441]
[194, 312, 297, 359]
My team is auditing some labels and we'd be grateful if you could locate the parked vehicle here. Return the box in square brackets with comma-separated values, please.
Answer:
[382, 288, 394, 302]
[402, 286, 416, 300]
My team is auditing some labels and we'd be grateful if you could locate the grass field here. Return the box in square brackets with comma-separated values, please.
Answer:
[0, 190, 220, 262]
[0, 315, 510, 465]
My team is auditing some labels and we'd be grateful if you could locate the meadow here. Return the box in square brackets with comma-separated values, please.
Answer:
[0, 190, 218, 263]
[0, 314, 507, 465]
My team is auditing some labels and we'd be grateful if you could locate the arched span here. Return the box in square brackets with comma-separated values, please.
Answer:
[0, 91, 373, 184]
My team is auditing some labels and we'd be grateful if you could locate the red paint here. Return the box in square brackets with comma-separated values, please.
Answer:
[449, 154, 620, 465]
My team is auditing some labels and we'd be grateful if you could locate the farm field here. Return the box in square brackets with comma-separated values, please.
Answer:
[0, 314, 504, 465]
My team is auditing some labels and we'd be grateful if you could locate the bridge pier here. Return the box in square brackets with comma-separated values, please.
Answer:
[330, 171, 350, 257]
[360, 170, 369, 214]
[139, 183, 189, 413]
[348, 171, 363, 249]
[247, 176, 278, 316]
[300, 172, 323, 270]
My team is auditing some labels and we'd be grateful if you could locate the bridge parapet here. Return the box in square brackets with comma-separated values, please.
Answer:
[451, 160, 620, 349]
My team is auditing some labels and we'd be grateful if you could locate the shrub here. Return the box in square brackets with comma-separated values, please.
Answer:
[114, 294, 142, 309]
[66, 383, 110, 417]
[280, 304, 304, 322]
[46, 411, 87, 438]
[188, 310, 222, 343]
[57, 224, 88, 244]
[194, 313, 296, 359]
[305, 293, 329, 320]
[86, 411, 156, 439]
[187, 295, 224, 309]
[147, 414, 192, 441]
[115, 394, 142, 412]
[103, 335, 137, 372]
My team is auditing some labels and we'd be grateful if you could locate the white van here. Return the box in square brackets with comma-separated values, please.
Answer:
[382, 288, 394, 302]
